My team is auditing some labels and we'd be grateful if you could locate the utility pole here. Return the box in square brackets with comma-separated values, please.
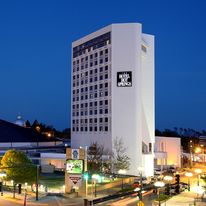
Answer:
[36, 165, 39, 201]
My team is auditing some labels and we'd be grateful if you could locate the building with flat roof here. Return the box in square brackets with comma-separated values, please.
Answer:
[71, 23, 154, 176]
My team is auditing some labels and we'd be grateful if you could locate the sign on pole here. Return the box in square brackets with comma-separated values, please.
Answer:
[137, 201, 144, 206]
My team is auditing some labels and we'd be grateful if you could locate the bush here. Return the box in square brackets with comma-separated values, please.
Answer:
[155, 194, 169, 202]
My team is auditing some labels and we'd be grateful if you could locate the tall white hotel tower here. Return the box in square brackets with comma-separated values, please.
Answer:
[71, 23, 154, 176]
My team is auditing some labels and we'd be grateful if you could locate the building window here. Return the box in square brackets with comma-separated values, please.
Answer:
[105, 126, 108, 131]
[90, 127, 93, 132]
[149, 143, 152, 153]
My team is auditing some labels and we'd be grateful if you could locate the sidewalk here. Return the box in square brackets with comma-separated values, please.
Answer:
[0, 191, 48, 205]
[165, 191, 206, 206]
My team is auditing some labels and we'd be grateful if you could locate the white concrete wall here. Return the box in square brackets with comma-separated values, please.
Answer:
[111, 24, 154, 176]
[155, 136, 181, 167]
[71, 23, 155, 176]
[111, 23, 143, 176]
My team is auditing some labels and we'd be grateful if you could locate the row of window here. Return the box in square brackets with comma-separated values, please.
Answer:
[73, 73, 109, 82]
[72, 108, 109, 116]
[73, 77, 110, 87]
[73, 65, 109, 76]
[73, 49, 109, 65]
[73, 32, 111, 58]
[73, 117, 109, 124]
[73, 83, 109, 94]
[73, 126, 109, 132]
[73, 91, 109, 102]
[72, 100, 109, 109]
[73, 58, 109, 72]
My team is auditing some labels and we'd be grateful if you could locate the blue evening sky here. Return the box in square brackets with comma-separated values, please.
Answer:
[0, 0, 206, 131]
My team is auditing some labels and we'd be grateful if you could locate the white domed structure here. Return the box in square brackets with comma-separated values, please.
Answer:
[15, 114, 25, 127]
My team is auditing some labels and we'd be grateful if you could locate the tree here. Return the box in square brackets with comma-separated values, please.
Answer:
[112, 137, 130, 172]
[25, 120, 31, 128]
[87, 142, 105, 174]
[1, 150, 36, 184]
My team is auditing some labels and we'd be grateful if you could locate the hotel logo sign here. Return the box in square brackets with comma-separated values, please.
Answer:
[117, 71, 132, 87]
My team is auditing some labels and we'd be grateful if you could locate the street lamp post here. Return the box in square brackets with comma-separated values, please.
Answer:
[92, 174, 100, 198]
[137, 167, 144, 201]
[163, 175, 173, 195]
[185, 172, 193, 191]
[189, 140, 193, 168]
[118, 169, 126, 191]
[154, 181, 165, 206]
[194, 169, 202, 186]
[0, 172, 6, 196]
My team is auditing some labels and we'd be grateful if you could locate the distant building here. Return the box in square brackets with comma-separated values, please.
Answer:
[71, 23, 155, 176]
[0, 119, 66, 170]
[154, 136, 181, 169]
[14, 114, 25, 127]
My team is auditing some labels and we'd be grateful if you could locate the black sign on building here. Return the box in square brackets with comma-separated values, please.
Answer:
[117, 71, 132, 87]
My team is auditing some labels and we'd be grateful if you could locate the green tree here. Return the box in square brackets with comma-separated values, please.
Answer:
[87, 142, 105, 174]
[1, 150, 36, 184]
[113, 137, 130, 172]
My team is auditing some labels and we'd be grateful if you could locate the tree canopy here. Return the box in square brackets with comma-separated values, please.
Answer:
[113, 137, 130, 172]
[1, 150, 36, 184]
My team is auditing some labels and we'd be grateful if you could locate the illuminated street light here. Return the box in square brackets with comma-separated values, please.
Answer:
[195, 147, 201, 153]
[154, 181, 165, 206]
[185, 172, 193, 191]
[194, 169, 202, 186]
[163, 175, 173, 195]
[118, 169, 126, 190]
[137, 167, 144, 201]
[92, 174, 101, 198]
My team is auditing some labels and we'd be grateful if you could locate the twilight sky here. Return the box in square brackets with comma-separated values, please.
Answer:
[0, 0, 206, 131]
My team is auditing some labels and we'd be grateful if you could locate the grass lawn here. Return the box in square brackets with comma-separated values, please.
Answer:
[39, 172, 64, 188]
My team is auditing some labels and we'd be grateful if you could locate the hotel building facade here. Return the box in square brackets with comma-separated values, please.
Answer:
[71, 23, 155, 176]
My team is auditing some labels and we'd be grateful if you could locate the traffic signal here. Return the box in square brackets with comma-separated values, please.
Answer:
[175, 174, 180, 194]
[0, 182, 2, 192]
[18, 184, 22, 194]
[83, 172, 89, 180]
[175, 174, 180, 184]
